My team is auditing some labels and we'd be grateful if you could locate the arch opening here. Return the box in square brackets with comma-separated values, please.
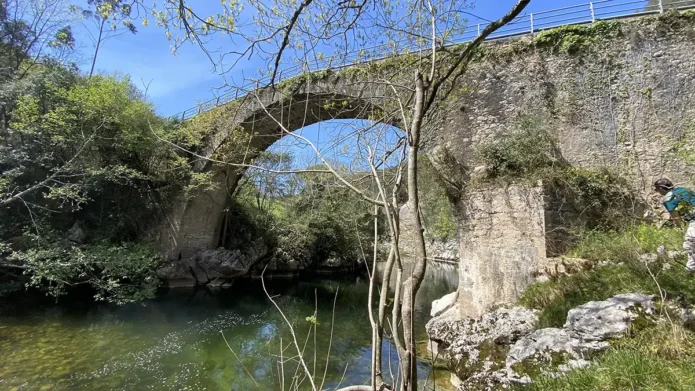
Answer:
[216, 117, 405, 272]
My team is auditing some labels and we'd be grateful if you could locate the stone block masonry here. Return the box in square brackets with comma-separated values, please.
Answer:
[437, 13, 695, 191]
[433, 14, 695, 317]
[158, 14, 695, 314]
[457, 184, 547, 318]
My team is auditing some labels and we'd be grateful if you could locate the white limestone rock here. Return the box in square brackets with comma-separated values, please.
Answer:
[431, 291, 458, 317]
[565, 293, 655, 341]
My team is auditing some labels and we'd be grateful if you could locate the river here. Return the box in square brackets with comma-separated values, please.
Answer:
[0, 261, 458, 390]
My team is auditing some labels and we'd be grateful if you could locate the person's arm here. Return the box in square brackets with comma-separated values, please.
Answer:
[663, 191, 682, 225]
[668, 209, 684, 227]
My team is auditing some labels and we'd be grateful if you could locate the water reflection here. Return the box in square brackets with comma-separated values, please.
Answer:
[0, 262, 457, 390]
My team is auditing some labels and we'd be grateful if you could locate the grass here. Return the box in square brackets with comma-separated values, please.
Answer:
[520, 323, 695, 391]
[515, 223, 695, 390]
[518, 224, 693, 328]
[569, 223, 684, 263]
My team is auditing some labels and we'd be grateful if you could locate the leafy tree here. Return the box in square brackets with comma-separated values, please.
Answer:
[0, 0, 73, 127]
[0, 70, 189, 302]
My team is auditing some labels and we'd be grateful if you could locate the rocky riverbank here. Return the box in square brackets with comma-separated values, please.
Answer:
[158, 240, 362, 287]
[426, 292, 658, 390]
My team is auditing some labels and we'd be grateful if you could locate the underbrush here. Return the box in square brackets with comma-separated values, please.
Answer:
[2, 234, 161, 304]
[569, 224, 684, 263]
[521, 323, 695, 391]
[518, 223, 695, 390]
[519, 223, 693, 328]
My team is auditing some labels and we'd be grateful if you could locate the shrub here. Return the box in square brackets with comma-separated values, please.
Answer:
[533, 21, 622, 54]
[478, 117, 640, 232]
[478, 116, 561, 179]
[519, 224, 693, 328]
[6, 233, 161, 304]
[569, 223, 683, 263]
[418, 157, 458, 241]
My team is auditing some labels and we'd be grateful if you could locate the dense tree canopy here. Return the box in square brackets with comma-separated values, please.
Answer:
[0, 0, 195, 302]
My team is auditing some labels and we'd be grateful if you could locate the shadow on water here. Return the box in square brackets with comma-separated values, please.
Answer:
[0, 262, 458, 390]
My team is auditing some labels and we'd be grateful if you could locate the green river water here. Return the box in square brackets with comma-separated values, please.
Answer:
[0, 262, 458, 390]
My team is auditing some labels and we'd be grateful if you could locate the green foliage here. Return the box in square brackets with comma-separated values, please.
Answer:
[520, 323, 695, 391]
[544, 167, 638, 232]
[2, 73, 188, 238]
[519, 224, 693, 328]
[225, 161, 376, 268]
[305, 314, 319, 325]
[419, 158, 457, 241]
[534, 21, 622, 54]
[570, 224, 683, 263]
[5, 232, 160, 304]
[275, 169, 374, 264]
[0, 63, 192, 301]
[478, 116, 637, 233]
[652, 8, 695, 32]
[478, 116, 561, 179]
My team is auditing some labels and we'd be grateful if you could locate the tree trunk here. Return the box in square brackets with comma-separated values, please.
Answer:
[400, 73, 429, 391]
[89, 19, 106, 78]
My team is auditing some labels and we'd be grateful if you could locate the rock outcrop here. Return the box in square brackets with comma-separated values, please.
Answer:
[158, 239, 270, 287]
[66, 221, 87, 244]
[426, 293, 656, 390]
[431, 291, 458, 317]
[426, 304, 538, 382]
[158, 239, 360, 286]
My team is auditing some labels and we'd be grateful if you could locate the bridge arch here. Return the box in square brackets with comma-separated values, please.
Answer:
[165, 81, 397, 261]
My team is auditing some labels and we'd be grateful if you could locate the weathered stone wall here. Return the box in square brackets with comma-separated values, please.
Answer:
[457, 184, 547, 318]
[430, 14, 695, 317]
[160, 14, 695, 311]
[436, 14, 695, 191]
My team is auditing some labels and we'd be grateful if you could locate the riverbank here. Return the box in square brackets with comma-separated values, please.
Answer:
[426, 223, 695, 390]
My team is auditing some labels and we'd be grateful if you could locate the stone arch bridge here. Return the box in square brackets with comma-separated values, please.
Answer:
[162, 73, 401, 262]
[159, 12, 695, 317]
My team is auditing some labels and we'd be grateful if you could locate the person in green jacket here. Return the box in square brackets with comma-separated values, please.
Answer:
[654, 178, 695, 272]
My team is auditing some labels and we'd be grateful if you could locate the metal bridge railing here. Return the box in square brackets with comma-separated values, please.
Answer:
[171, 0, 695, 121]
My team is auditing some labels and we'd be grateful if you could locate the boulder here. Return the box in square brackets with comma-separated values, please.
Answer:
[565, 293, 655, 341]
[431, 291, 458, 317]
[66, 221, 87, 244]
[158, 238, 269, 286]
[156, 261, 197, 287]
[506, 328, 608, 370]
[503, 293, 656, 382]
[427, 292, 656, 390]
[427, 305, 538, 350]
[426, 304, 538, 383]
[196, 248, 256, 278]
